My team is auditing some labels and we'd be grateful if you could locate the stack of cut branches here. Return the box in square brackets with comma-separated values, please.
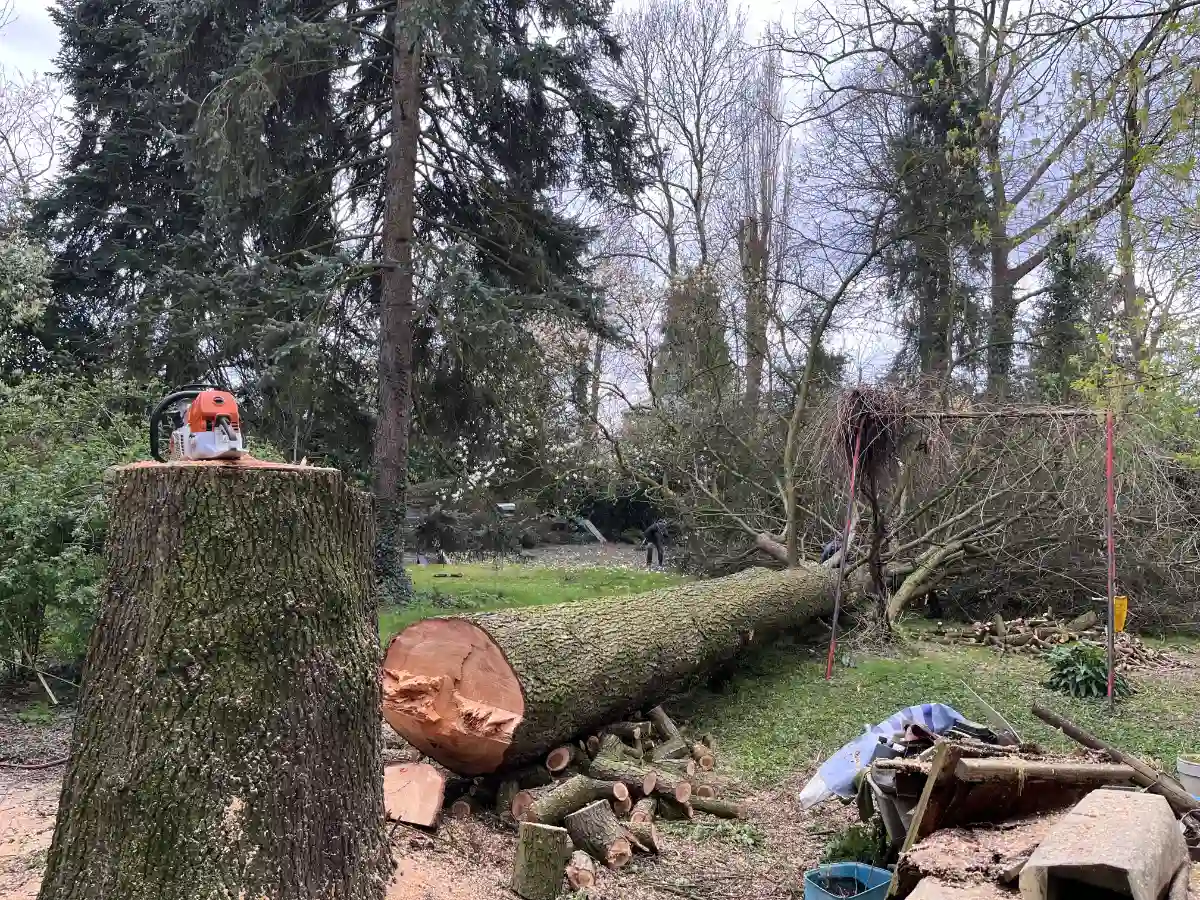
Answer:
[929, 612, 1193, 671]
[392, 705, 747, 899]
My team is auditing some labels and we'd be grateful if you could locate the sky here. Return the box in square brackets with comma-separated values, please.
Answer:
[1, 0, 58, 75]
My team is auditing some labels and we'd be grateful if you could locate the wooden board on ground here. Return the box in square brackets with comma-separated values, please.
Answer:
[385, 762, 446, 828]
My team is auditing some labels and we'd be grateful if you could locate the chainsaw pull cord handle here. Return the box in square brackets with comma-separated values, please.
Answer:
[148, 387, 209, 462]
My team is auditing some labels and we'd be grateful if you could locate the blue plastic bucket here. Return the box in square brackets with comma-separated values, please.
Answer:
[803, 862, 891, 900]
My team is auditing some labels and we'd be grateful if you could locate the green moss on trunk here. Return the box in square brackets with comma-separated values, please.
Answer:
[38, 463, 392, 900]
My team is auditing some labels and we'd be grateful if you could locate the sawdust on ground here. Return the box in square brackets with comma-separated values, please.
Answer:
[0, 763, 852, 900]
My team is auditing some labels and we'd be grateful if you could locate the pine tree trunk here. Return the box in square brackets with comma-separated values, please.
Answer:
[373, 0, 422, 605]
[37, 462, 391, 900]
[383, 565, 838, 774]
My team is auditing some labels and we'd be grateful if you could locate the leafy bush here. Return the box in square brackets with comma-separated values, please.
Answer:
[1045, 642, 1133, 700]
[821, 821, 887, 867]
[0, 375, 148, 676]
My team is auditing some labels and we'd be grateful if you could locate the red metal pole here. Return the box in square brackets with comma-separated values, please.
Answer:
[1106, 409, 1116, 711]
[826, 423, 864, 681]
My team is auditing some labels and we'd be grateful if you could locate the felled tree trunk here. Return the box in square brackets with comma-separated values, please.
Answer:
[38, 462, 391, 900]
[383, 565, 838, 774]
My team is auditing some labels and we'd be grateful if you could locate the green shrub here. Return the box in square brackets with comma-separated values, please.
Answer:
[0, 375, 148, 676]
[820, 821, 887, 867]
[1045, 642, 1133, 700]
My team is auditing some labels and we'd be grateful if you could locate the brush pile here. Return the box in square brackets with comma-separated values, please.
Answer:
[929, 611, 1194, 671]
[384, 705, 748, 899]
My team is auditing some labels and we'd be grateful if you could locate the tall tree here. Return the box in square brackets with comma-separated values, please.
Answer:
[883, 18, 987, 385]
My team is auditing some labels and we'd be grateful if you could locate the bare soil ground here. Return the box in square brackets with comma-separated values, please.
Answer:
[1, 705, 852, 900]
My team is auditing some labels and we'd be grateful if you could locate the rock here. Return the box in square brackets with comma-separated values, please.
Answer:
[1020, 789, 1187, 900]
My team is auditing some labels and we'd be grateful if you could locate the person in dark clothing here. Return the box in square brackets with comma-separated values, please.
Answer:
[820, 536, 842, 564]
[643, 519, 666, 568]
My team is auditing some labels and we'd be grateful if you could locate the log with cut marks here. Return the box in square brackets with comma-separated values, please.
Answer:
[606, 722, 648, 743]
[652, 757, 696, 777]
[630, 797, 657, 824]
[612, 795, 633, 817]
[564, 800, 633, 868]
[517, 775, 629, 825]
[694, 784, 717, 800]
[445, 795, 481, 819]
[381, 566, 839, 774]
[626, 819, 662, 854]
[588, 755, 658, 797]
[566, 851, 597, 890]
[596, 733, 639, 762]
[546, 744, 582, 773]
[384, 762, 446, 828]
[656, 796, 693, 820]
[650, 768, 692, 803]
[692, 743, 715, 771]
[691, 796, 747, 819]
[511, 822, 572, 900]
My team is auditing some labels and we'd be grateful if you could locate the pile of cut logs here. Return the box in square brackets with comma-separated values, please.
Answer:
[383, 705, 746, 900]
[931, 611, 1192, 671]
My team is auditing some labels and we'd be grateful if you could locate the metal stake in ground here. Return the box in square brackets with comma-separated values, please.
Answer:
[1105, 409, 1117, 713]
[825, 421, 864, 680]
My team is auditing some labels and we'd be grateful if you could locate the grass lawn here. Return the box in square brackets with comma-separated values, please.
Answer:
[683, 634, 1200, 787]
[378, 562, 685, 639]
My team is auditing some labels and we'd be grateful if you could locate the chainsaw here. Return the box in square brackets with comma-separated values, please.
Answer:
[149, 384, 247, 462]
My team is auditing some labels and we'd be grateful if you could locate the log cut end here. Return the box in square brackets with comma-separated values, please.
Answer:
[382, 618, 524, 775]
[384, 762, 446, 828]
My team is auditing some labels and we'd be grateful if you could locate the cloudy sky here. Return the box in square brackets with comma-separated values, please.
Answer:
[2, 0, 58, 74]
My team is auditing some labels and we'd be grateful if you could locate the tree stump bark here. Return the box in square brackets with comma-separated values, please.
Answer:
[37, 462, 390, 900]
[518, 775, 628, 825]
[511, 822, 571, 900]
[564, 800, 633, 868]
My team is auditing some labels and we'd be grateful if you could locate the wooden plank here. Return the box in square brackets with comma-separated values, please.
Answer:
[954, 758, 1134, 785]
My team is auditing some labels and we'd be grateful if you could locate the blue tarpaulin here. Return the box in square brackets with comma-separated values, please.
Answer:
[798, 703, 965, 809]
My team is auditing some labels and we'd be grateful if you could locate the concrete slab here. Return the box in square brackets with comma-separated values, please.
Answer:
[1019, 789, 1187, 900]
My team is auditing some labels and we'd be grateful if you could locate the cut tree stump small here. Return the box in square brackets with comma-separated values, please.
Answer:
[588, 756, 657, 797]
[691, 796, 747, 819]
[630, 797, 657, 824]
[566, 851, 597, 890]
[446, 795, 481, 819]
[612, 795, 633, 817]
[511, 822, 572, 900]
[384, 762, 446, 827]
[626, 820, 662, 853]
[586, 735, 602, 756]
[519, 775, 629, 825]
[692, 743, 716, 771]
[564, 800, 633, 868]
[693, 784, 717, 800]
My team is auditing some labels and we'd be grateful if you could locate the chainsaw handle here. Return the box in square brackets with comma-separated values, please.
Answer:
[149, 387, 210, 462]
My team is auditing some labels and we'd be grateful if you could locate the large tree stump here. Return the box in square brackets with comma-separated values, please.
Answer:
[382, 565, 838, 773]
[37, 462, 391, 900]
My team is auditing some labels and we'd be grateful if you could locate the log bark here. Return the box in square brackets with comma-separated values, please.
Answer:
[626, 820, 662, 853]
[692, 743, 716, 771]
[519, 775, 629, 825]
[656, 796, 694, 820]
[566, 851, 597, 890]
[651, 757, 696, 777]
[606, 722, 648, 743]
[382, 565, 838, 773]
[630, 797, 657, 824]
[37, 463, 390, 900]
[691, 796, 747, 819]
[648, 705, 682, 743]
[1031, 704, 1199, 814]
[650, 768, 692, 803]
[564, 800, 633, 868]
[612, 795, 633, 817]
[511, 822, 571, 900]
[588, 754, 658, 797]
[384, 762, 445, 828]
